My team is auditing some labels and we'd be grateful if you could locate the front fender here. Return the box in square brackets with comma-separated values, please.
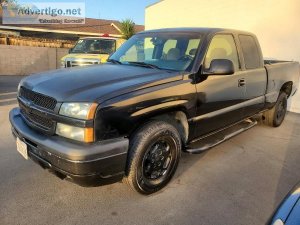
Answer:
[94, 79, 197, 141]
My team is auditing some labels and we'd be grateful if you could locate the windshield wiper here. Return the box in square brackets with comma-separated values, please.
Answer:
[107, 59, 122, 64]
[127, 61, 161, 69]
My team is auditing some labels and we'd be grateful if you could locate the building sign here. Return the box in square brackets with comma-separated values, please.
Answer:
[1, 1, 86, 24]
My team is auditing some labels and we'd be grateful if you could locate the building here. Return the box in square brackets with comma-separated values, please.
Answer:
[145, 0, 300, 113]
[0, 17, 144, 38]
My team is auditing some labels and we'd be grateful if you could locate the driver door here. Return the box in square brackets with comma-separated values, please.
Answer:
[193, 34, 246, 137]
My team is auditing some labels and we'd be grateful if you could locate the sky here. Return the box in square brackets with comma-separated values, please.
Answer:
[17, 0, 159, 24]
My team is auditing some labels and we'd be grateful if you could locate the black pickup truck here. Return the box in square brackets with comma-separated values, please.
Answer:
[10, 28, 299, 194]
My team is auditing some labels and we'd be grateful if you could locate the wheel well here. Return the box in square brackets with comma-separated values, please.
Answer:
[152, 111, 189, 145]
[128, 111, 189, 145]
[281, 81, 293, 98]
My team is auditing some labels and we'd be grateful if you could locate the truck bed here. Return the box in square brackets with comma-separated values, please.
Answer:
[264, 61, 300, 104]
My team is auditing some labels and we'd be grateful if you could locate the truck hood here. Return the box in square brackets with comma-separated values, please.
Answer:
[20, 64, 183, 103]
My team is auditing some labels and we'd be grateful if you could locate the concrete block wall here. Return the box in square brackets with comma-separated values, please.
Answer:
[56, 48, 69, 69]
[0, 45, 68, 75]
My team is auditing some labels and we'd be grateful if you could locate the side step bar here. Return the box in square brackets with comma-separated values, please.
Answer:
[185, 119, 257, 154]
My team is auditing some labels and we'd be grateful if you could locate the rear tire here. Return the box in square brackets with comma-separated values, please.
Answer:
[263, 92, 287, 127]
[126, 121, 181, 195]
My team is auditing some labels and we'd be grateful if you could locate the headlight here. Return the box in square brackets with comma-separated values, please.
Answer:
[272, 219, 284, 225]
[59, 103, 97, 120]
[17, 83, 21, 93]
[56, 123, 94, 142]
[61, 61, 65, 68]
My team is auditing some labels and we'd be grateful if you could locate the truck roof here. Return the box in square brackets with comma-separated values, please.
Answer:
[139, 27, 255, 36]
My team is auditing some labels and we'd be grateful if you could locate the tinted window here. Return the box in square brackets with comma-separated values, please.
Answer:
[239, 35, 261, 69]
[205, 34, 240, 71]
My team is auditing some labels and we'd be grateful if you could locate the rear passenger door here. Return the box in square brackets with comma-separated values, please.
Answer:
[237, 35, 267, 117]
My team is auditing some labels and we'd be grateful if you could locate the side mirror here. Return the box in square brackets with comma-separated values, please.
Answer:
[68, 48, 73, 54]
[206, 59, 234, 75]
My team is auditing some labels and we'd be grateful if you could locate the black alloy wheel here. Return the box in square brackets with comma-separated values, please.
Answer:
[126, 121, 181, 194]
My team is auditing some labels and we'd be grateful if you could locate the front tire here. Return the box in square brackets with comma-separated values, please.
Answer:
[263, 92, 287, 127]
[126, 121, 181, 195]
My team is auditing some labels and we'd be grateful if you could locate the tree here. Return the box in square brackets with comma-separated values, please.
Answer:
[119, 19, 136, 40]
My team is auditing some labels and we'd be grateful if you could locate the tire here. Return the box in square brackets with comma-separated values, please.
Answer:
[126, 121, 181, 195]
[263, 92, 288, 127]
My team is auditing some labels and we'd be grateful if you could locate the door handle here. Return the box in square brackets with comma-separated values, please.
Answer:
[238, 78, 246, 87]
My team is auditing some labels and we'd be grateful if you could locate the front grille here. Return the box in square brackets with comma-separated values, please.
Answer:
[18, 87, 56, 132]
[20, 108, 54, 129]
[19, 87, 57, 110]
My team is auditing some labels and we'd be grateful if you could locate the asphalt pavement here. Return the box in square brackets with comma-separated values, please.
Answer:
[1, 75, 300, 225]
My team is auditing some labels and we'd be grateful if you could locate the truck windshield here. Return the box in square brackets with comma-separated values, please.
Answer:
[109, 32, 202, 71]
[71, 39, 116, 54]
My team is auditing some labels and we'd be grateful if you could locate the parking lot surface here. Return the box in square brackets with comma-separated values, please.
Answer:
[1, 76, 300, 225]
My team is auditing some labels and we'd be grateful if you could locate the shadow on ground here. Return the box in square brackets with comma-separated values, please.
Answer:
[0, 76, 24, 106]
[0, 93, 17, 106]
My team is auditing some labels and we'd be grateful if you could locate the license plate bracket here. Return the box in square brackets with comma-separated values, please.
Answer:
[16, 137, 28, 160]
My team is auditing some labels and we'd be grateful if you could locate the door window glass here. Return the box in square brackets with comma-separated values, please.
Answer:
[239, 35, 261, 69]
[205, 34, 240, 71]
